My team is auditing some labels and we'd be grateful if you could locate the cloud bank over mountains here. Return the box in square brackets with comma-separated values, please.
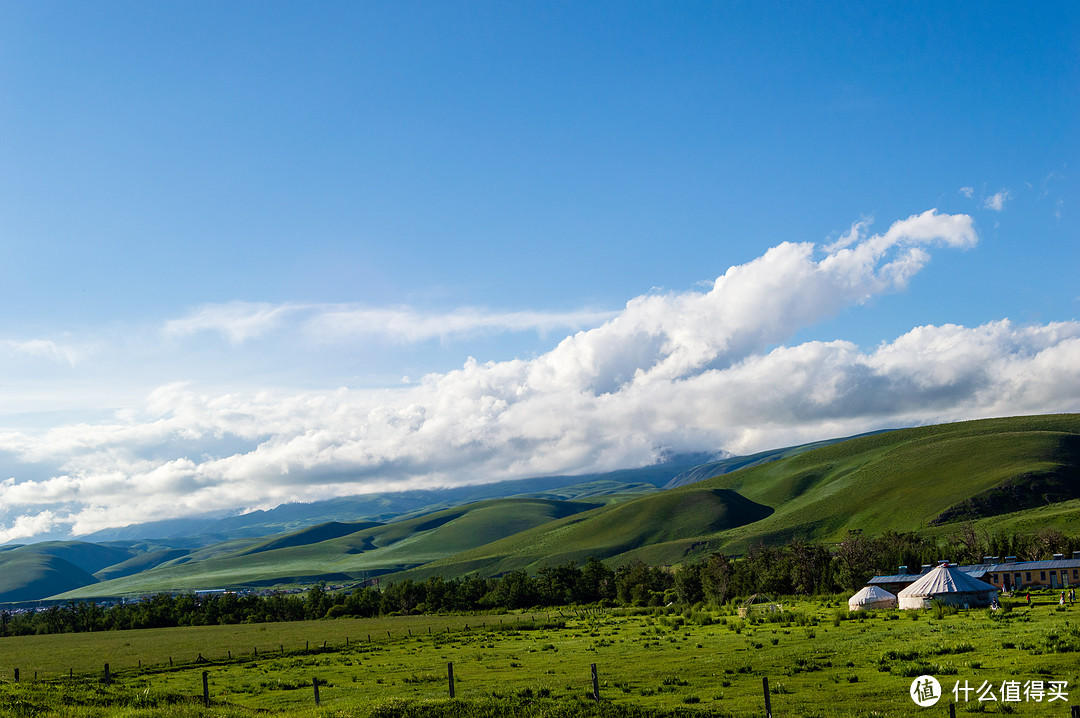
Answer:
[2, 209, 1079, 541]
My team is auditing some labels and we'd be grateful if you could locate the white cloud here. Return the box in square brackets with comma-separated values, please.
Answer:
[162, 302, 299, 344]
[163, 301, 617, 346]
[984, 189, 1010, 211]
[4, 209, 1079, 538]
[4, 339, 91, 366]
[305, 306, 619, 343]
[0, 509, 62, 543]
[960, 186, 974, 198]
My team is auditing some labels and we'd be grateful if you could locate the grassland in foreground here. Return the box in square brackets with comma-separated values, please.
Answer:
[2, 590, 1079, 717]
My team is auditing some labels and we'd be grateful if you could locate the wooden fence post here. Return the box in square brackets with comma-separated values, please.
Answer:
[313, 677, 320, 706]
[762, 676, 773, 718]
[1070, 705, 1079, 718]
[104, 663, 111, 686]
[13, 668, 18, 683]
[949, 703, 956, 718]
[202, 671, 209, 708]
[448, 661, 455, 698]
[591, 663, 600, 703]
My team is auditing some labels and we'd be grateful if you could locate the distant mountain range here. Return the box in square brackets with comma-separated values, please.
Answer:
[3, 414, 1079, 605]
[79, 455, 717, 544]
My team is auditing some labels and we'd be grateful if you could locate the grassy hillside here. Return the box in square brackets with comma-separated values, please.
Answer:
[395, 414, 1080, 577]
[706, 414, 1080, 552]
[81, 463, 697, 544]
[92, 548, 191, 581]
[661, 432, 884, 489]
[4, 541, 137, 574]
[399, 487, 773, 579]
[0, 541, 140, 602]
[54, 498, 602, 598]
[237, 521, 383, 556]
[0, 553, 99, 602]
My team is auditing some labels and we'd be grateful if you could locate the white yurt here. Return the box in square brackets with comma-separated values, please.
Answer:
[848, 585, 897, 611]
[897, 564, 998, 610]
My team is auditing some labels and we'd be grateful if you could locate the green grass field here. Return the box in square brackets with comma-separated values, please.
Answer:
[3, 590, 1079, 717]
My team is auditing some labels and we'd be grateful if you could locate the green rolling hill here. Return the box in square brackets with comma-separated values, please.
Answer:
[3, 541, 138, 575]
[394, 486, 774, 580]
[54, 497, 603, 598]
[15, 414, 1080, 602]
[78, 466, 697, 545]
[704, 413, 1080, 551]
[393, 414, 1080, 578]
[661, 431, 885, 489]
[0, 553, 100, 602]
[92, 549, 192, 581]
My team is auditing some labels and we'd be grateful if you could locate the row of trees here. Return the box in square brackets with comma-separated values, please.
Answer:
[673, 526, 1080, 602]
[0, 557, 622, 637]
[2, 526, 1075, 637]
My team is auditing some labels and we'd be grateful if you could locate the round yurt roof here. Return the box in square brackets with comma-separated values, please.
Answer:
[849, 585, 897, 605]
[897, 564, 997, 598]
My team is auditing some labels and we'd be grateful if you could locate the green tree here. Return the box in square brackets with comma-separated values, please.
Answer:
[305, 583, 331, 620]
[700, 553, 732, 606]
[580, 556, 616, 603]
[674, 561, 704, 604]
[380, 579, 423, 615]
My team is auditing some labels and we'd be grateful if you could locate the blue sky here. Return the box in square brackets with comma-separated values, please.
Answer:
[0, 2, 1077, 540]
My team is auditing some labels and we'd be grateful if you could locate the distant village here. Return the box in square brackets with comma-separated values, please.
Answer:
[849, 551, 1080, 611]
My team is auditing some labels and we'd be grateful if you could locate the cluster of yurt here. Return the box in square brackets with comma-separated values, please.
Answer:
[849, 564, 997, 611]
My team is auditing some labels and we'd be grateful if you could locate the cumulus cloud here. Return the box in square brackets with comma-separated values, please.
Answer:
[3, 209, 1079, 538]
[0, 508, 61, 543]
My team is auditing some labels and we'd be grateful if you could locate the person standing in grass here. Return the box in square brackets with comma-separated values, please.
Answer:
[1026, 592, 1031, 606]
